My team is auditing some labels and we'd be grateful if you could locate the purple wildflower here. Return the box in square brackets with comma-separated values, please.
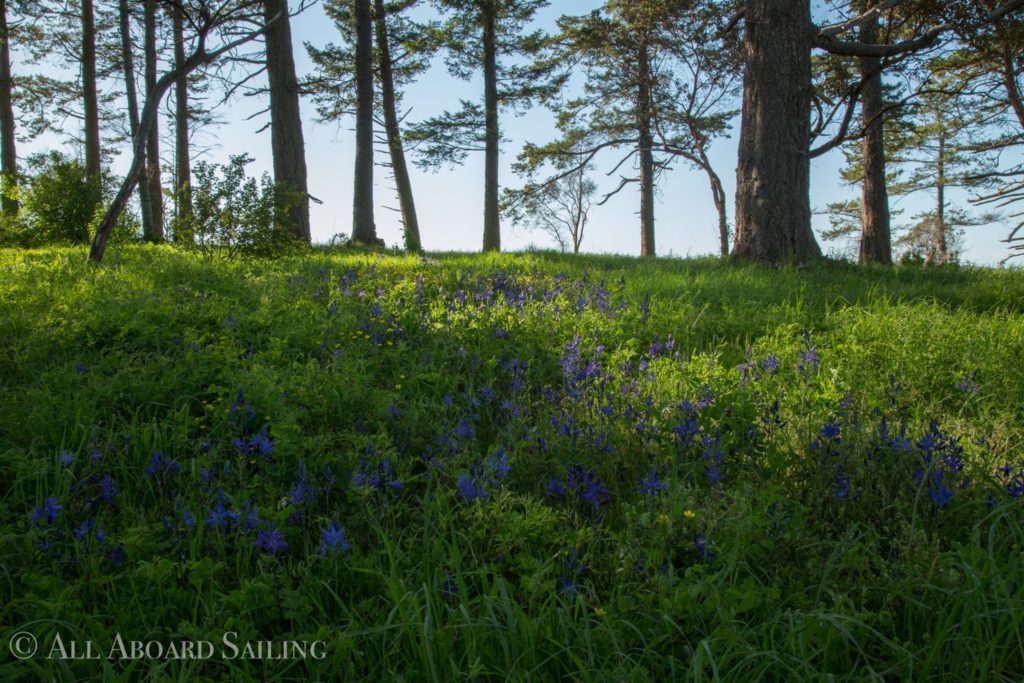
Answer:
[456, 473, 488, 502]
[639, 469, 668, 495]
[99, 475, 118, 504]
[797, 332, 820, 371]
[454, 419, 474, 440]
[206, 500, 240, 530]
[254, 524, 288, 556]
[31, 497, 62, 526]
[318, 523, 353, 556]
[694, 532, 715, 561]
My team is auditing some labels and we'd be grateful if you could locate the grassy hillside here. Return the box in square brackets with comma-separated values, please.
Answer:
[1, 246, 1023, 681]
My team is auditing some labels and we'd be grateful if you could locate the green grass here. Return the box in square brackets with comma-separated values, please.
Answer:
[1, 245, 1022, 681]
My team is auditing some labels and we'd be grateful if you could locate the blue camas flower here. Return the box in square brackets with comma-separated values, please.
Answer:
[318, 522, 353, 556]
[99, 475, 119, 504]
[639, 469, 668, 495]
[254, 524, 288, 556]
[30, 497, 62, 526]
[145, 451, 180, 479]
[798, 332, 820, 371]
[206, 500, 240, 530]
[456, 471, 488, 502]
[694, 532, 715, 561]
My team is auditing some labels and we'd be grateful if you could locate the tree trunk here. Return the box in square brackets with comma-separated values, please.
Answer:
[264, 0, 310, 243]
[482, 7, 500, 252]
[118, 0, 156, 240]
[173, 3, 193, 244]
[690, 124, 729, 256]
[857, 4, 892, 265]
[0, 0, 18, 216]
[91, 14, 273, 262]
[352, 0, 378, 245]
[637, 40, 655, 257]
[81, 0, 101, 181]
[374, 0, 420, 252]
[572, 170, 584, 253]
[935, 125, 947, 263]
[1000, 35, 1024, 130]
[91, 73, 175, 262]
[144, 0, 164, 241]
[732, 0, 820, 263]
[709, 167, 729, 257]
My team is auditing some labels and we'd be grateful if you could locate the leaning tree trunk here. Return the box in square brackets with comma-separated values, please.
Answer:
[351, 0, 379, 245]
[482, 7, 500, 252]
[91, 14, 277, 263]
[637, 40, 656, 257]
[732, 0, 821, 263]
[90, 74, 177, 262]
[173, 3, 193, 244]
[857, 3, 892, 265]
[708, 166, 729, 257]
[688, 123, 729, 256]
[117, 0, 156, 239]
[144, 0, 164, 241]
[81, 0, 102, 183]
[264, 0, 310, 242]
[374, 0, 420, 252]
[0, 0, 18, 216]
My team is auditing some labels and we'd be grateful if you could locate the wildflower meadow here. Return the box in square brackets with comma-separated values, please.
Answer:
[1, 246, 1023, 680]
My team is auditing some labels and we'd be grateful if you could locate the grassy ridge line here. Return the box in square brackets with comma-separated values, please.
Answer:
[0, 245, 1021, 681]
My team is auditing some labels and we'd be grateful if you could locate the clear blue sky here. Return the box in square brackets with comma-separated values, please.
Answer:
[15, 0, 1017, 264]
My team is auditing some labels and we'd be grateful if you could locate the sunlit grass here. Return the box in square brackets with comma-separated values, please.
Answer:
[1, 245, 1022, 680]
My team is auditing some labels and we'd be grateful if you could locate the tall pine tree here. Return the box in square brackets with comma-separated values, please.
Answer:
[406, 0, 558, 252]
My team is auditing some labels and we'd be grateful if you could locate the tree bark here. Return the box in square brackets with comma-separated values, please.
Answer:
[935, 125, 947, 263]
[732, 0, 821, 263]
[689, 123, 729, 256]
[572, 170, 584, 253]
[117, 0, 155, 239]
[857, 3, 892, 265]
[374, 0, 420, 252]
[264, 0, 310, 243]
[482, 6, 500, 252]
[352, 0, 379, 245]
[173, 3, 193, 244]
[1000, 34, 1024, 130]
[91, 72, 174, 262]
[637, 40, 655, 257]
[144, 0, 164, 241]
[0, 0, 18, 216]
[81, 0, 102, 181]
[709, 166, 729, 257]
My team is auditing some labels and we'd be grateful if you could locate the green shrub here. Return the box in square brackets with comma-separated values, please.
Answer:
[186, 154, 305, 259]
[0, 151, 139, 247]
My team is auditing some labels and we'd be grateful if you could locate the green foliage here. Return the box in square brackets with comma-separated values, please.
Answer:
[404, 0, 561, 170]
[308, 0, 438, 122]
[186, 154, 306, 259]
[1, 248, 1024, 680]
[504, 162, 595, 252]
[512, 0, 741, 246]
[0, 151, 138, 247]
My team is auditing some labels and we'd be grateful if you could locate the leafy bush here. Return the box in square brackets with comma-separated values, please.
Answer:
[186, 154, 305, 259]
[0, 151, 139, 247]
